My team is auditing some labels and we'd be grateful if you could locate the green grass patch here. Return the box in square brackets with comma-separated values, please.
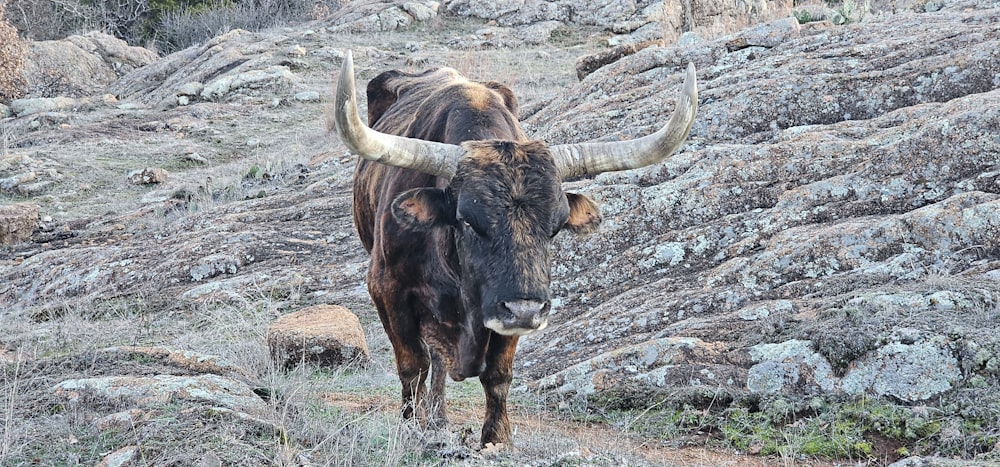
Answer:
[572, 389, 1000, 461]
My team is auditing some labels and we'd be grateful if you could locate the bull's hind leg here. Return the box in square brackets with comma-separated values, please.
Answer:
[393, 342, 431, 420]
[369, 284, 431, 420]
[479, 334, 519, 446]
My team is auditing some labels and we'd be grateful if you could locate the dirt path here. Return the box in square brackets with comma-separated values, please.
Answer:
[320, 391, 855, 466]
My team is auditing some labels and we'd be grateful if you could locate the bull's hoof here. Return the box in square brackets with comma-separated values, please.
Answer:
[480, 442, 510, 457]
[421, 427, 455, 450]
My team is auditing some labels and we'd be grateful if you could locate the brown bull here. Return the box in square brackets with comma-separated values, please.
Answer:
[333, 51, 697, 446]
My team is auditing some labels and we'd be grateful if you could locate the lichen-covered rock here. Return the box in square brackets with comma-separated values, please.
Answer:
[661, 0, 805, 42]
[100, 346, 249, 379]
[526, 336, 742, 397]
[576, 39, 663, 80]
[445, 0, 644, 28]
[746, 340, 835, 396]
[443, 0, 800, 41]
[52, 374, 268, 416]
[323, 1, 439, 33]
[547, 315, 973, 403]
[267, 304, 371, 368]
[189, 253, 243, 281]
[841, 340, 962, 402]
[200, 65, 295, 101]
[96, 445, 140, 467]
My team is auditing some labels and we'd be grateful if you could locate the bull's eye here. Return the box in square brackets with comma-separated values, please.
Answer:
[457, 215, 488, 238]
[456, 216, 475, 232]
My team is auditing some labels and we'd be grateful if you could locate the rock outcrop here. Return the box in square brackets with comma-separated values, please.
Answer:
[516, 3, 1000, 411]
[109, 29, 306, 107]
[323, 0, 440, 33]
[22, 32, 156, 98]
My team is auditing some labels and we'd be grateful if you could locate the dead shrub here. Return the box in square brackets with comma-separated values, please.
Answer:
[153, 0, 315, 54]
[0, 1, 28, 103]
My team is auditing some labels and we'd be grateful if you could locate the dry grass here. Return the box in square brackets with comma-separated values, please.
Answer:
[4, 285, 843, 466]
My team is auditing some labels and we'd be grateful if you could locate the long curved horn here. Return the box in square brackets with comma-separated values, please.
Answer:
[334, 50, 464, 179]
[551, 62, 698, 181]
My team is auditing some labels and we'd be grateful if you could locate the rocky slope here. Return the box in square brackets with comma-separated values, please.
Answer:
[2, 0, 1000, 463]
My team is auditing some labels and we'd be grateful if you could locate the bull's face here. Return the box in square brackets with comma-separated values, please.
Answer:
[391, 140, 601, 335]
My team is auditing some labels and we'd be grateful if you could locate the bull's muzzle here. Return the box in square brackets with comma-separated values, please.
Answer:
[485, 300, 550, 336]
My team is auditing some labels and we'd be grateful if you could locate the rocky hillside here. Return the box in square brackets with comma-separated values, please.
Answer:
[3, 0, 1000, 465]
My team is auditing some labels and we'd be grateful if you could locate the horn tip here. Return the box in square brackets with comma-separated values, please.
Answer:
[684, 62, 697, 97]
[342, 50, 354, 73]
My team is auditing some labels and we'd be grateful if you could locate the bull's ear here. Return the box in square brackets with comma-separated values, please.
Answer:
[565, 192, 601, 234]
[392, 188, 455, 230]
[366, 70, 404, 125]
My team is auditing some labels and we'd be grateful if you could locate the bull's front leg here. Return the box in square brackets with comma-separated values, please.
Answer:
[478, 334, 519, 446]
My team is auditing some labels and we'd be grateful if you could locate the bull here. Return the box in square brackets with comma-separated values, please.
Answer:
[333, 51, 697, 446]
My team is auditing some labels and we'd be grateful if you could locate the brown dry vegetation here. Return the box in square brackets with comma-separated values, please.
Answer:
[0, 2, 26, 103]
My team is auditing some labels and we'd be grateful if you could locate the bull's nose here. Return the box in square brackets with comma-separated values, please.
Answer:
[502, 300, 548, 317]
[485, 300, 550, 336]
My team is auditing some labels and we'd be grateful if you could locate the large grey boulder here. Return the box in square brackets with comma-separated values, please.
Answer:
[109, 29, 301, 107]
[445, 0, 651, 28]
[22, 32, 156, 98]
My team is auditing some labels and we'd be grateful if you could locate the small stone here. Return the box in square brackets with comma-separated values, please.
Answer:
[95, 409, 146, 431]
[678, 31, 705, 46]
[138, 120, 165, 131]
[127, 167, 169, 184]
[184, 153, 209, 164]
[96, 445, 139, 467]
[402, 2, 437, 21]
[177, 81, 204, 96]
[293, 91, 320, 102]
[189, 253, 242, 281]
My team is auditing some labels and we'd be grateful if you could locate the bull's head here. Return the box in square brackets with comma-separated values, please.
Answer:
[334, 52, 698, 336]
